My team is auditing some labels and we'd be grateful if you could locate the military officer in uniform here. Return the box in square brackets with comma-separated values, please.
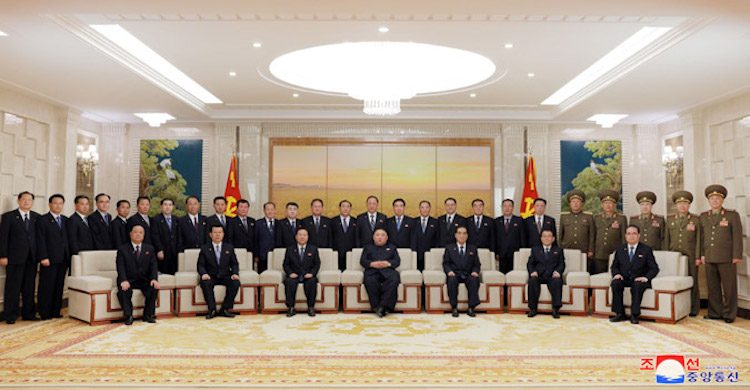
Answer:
[629, 191, 666, 250]
[592, 190, 627, 274]
[699, 185, 742, 323]
[559, 189, 594, 262]
[664, 190, 701, 316]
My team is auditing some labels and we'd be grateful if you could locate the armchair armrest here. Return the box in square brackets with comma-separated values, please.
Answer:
[399, 269, 422, 284]
[260, 269, 283, 284]
[66, 275, 113, 292]
[422, 270, 446, 284]
[504, 270, 528, 285]
[341, 270, 363, 284]
[239, 270, 259, 284]
[480, 270, 505, 285]
[174, 272, 199, 286]
[651, 276, 693, 291]
[565, 271, 590, 287]
[589, 272, 612, 288]
[318, 270, 341, 284]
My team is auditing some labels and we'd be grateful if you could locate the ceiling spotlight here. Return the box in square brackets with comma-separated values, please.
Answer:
[0, 30, 7, 37]
[469, 93, 477, 98]
[504, 43, 513, 49]
[253, 42, 262, 48]
[292, 93, 299, 98]
[527, 73, 535, 78]
[587, 114, 628, 128]
[134, 113, 175, 127]
[378, 26, 390, 33]
[229, 71, 237, 77]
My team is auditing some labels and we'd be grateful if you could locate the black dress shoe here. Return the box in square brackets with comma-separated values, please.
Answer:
[630, 314, 639, 324]
[725, 318, 735, 323]
[40, 316, 52, 321]
[124, 315, 134, 325]
[375, 307, 385, 318]
[552, 308, 560, 319]
[6, 319, 15, 325]
[527, 309, 537, 318]
[609, 313, 625, 322]
[307, 308, 316, 317]
[142, 315, 156, 323]
[467, 308, 476, 317]
[206, 310, 217, 319]
[689, 313, 698, 317]
[23, 317, 40, 322]
[286, 308, 296, 317]
[451, 308, 459, 317]
[704, 315, 723, 320]
[219, 309, 236, 318]
[53, 314, 63, 319]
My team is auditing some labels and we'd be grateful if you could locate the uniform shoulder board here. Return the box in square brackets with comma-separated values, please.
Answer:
[691, 213, 699, 218]
[667, 214, 676, 218]
[630, 215, 640, 219]
[561, 211, 570, 215]
[583, 211, 593, 215]
[725, 209, 736, 213]
[653, 214, 663, 218]
[700, 211, 709, 215]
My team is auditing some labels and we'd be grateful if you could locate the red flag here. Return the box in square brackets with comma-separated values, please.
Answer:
[521, 156, 539, 218]
[224, 154, 242, 217]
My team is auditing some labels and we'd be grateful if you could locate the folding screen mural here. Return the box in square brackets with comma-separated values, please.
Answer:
[560, 140, 623, 214]
[271, 139, 492, 218]
[140, 139, 203, 217]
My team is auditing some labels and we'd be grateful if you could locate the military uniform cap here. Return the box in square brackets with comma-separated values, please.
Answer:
[567, 189, 586, 203]
[636, 191, 657, 204]
[704, 184, 727, 199]
[598, 190, 619, 203]
[672, 190, 693, 204]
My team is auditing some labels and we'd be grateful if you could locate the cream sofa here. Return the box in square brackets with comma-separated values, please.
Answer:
[590, 250, 693, 323]
[422, 248, 505, 314]
[505, 248, 590, 316]
[259, 247, 341, 313]
[67, 250, 175, 325]
[342, 248, 422, 313]
[174, 248, 259, 316]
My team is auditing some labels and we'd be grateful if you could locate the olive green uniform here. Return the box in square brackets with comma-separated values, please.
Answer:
[665, 212, 701, 315]
[593, 212, 627, 274]
[699, 208, 742, 321]
[629, 213, 666, 250]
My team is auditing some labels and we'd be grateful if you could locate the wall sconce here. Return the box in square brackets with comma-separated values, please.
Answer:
[76, 144, 99, 186]
[662, 145, 683, 188]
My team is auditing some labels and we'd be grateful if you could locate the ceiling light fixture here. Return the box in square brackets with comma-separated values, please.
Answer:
[90, 24, 222, 104]
[378, 26, 390, 33]
[504, 43, 513, 49]
[269, 42, 496, 116]
[587, 114, 628, 128]
[229, 71, 237, 77]
[0, 30, 7, 37]
[292, 93, 299, 98]
[541, 26, 671, 106]
[527, 73, 535, 78]
[253, 42, 262, 48]
[469, 93, 477, 98]
[134, 113, 175, 127]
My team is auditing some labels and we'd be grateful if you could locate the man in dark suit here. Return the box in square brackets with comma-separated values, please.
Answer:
[198, 224, 240, 319]
[178, 195, 208, 252]
[255, 202, 279, 273]
[302, 198, 332, 249]
[413, 200, 439, 271]
[361, 228, 401, 318]
[524, 198, 557, 248]
[116, 224, 159, 325]
[205, 196, 231, 242]
[495, 199, 525, 274]
[228, 199, 256, 254]
[88, 193, 113, 250]
[111, 200, 131, 249]
[278, 202, 303, 249]
[331, 200, 356, 270]
[151, 198, 179, 274]
[36, 194, 70, 320]
[466, 198, 495, 253]
[438, 197, 466, 247]
[0, 191, 40, 323]
[68, 195, 94, 256]
[386, 198, 414, 249]
[283, 228, 321, 317]
[527, 229, 565, 318]
[610, 225, 660, 324]
[443, 226, 481, 317]
[126, 196, 153, 245]
[355, 195, 387, 248]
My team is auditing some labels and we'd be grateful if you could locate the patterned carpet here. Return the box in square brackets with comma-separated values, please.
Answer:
[0, 313, 748, 388]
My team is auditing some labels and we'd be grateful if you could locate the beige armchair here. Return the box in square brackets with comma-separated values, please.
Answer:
[174, 248, 259, 316]
[505, 248, 590, 316]
[67, 250, 175, 325]
[259, 247, 341, 313]
[341, 248, 422, 313]
[422, 248, 504, 313]
[590, 250, 693, 323]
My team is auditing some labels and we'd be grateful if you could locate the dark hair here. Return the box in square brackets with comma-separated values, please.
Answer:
[373, 227, 388, 235]
[295, 227, 309, 236]
[456, 226, 468, 233]
[471, 198, 484, 206]
[263, 202, 276, 209]
[627, 224, 641, 234]
[116, 199, 130, 208]
[392, 198, 406, 207]
[94, 193, 110, 202]
[213, 196, 227, 204]
[311, 198, 324, 207]
[186, 195, 200, 204]
[502, 198, 515, 206]
[237, 199, 249, 206]
[136, 196, 150, 205]
[160, 198, 174, 205]
[444, 197, 457, 204]
[49, 194, 65, 203]
[17, 191, 35, 200]
[74, 195, 90, 204]
[286, 202, 299, 209]
[366, 195, 379, 203]
[128, 223, 145, 233]
[534, 198, 547, 205]
[209, 224, 225, 233]
[419, 200, 431, 207]
[540, 228, 555, 237]
[339, 200, 352, 207]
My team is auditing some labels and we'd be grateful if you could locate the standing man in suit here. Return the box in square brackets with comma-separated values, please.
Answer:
[331, 200, 356, 270]
[278, 202, 303, 249]
[152, 198, 179, 275]
[665, 191, 701, 317]
[197, 225, 240, 319]
[559, 190, 594, 261]
[228, 199, 256, 254]
[527, 229, 565, 319]
[88, 193, 113, 250]
[438, 197, 466, 247]
[524, 198, 556, 248]
[206, 196, 230, 242]
[111, 200, 131, 249]
[127, 196, 153, 245]
[283, 228, 321, 317]
[0, 191, 40, 323]
[495, 199, 525, 274]
[699, 185, 742, 323]
[629, 191, 666, 250]
[68, 195, 94, 256]
[593, 190, 627, 275]
[386, 198, 414, 249]
[609, 225, 660, 324]
[413, 200, 439, 271]
[302, 198, 332, 249]
[356, 195, 387, 248]
[466, 198, 495, 253]
[36, 194, 70, 320]
[443, 226, 481, 317]
[255, 202, 279, 273]
[178, 196, 208, 252]
[361, 229, 401, 318]
[116, 224, 159, 325]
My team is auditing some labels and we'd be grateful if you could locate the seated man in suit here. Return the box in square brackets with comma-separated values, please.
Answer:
[361, 228, 401, 318]
[610, 225, 660, 324]
[283, 228, 321, 317]
[116, 224, 159, 325]
[111, 200, 131, 249]
[413, 200, 439, 271]
[527, 229, 565, 318]
[443, 226, 481, 317]
[198, 224, 241, 319]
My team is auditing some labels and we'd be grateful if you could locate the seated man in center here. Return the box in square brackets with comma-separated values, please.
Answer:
[443, 226, 480, 317]
[361, 228, 401, 318]
[610, 225, 660, 324]
[283, 228, 321, 317]
[198, 225, 240, 319]
[527, 229, 565, 318]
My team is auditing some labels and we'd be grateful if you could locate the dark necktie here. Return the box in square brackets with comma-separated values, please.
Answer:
[537, 217, 542, 234]
[215, 245, 221, 265]
[505, 218, 509, 231]
[447, 216, 452, 231]
[142, 215, 148, 227]
[299, 246, 305, 263]
[396, 217, 401, 232]
[343, 217, 348, 233]
[220, 215, 225, 227]
[459, 245, 465, 267]
[422, 218, 426, 233]
[370, 215, 375, 231]
[269, 219, 275, 233]
[105, 214, 110, 227]
[545, 247, 550, 260]
[23, 213, 30, 232]
[242, 218, 248, 231]
[193, 217, 199, 233]
[166, 216, 171, 229]
[629, 246, 634, 262]
[82, 215, 89, 227]
[290, 220, 296, 234]
[135, 245, 141, 261]
[314, 217, 320, 232]
[56, 215, 62, 229]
